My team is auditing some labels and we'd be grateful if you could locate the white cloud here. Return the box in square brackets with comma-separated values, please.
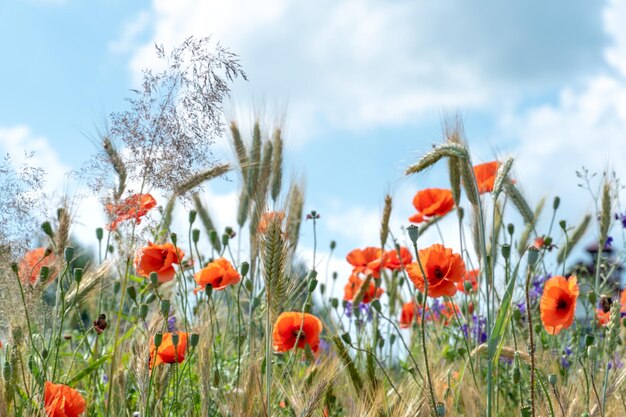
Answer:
[109, 11, 152, 54]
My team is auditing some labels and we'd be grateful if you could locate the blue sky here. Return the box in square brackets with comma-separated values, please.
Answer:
[2, 0, 626, 280]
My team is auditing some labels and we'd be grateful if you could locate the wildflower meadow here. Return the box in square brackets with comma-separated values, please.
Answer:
[1, 37, 626, 417]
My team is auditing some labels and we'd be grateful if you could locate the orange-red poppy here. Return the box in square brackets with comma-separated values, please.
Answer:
[44, 381, 86, 417]
[621, 289, 626, 315]
[385, 246, 413, 271]
[343, 274, 384, 304]
[473, 161, 499, 194]
[134, 242, 184, 283]
[409, 188, 454, 223]
[194, 257, 240, 293]
[439, 301, 461, 325]
[399, 301, 428, 328]
[18, 247, 58, 285]
[540, 275, 579, 335]
[106, 193, 157, 231]
[346, 247, 386, 278]
[272, 312, 323, 353]
[456, 269, 479, 293]
[596, 309, 610, 326]
[406, 244, 466, 298]
[149, 331, 188, 369]
[258, 211, 285, 233]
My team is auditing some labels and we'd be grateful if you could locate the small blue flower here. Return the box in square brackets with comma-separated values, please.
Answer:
[604, 236, 613, 249]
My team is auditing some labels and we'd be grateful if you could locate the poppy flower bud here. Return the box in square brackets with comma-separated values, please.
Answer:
[585, 334, 595, 347]
[332, 272, 338, 281]
[251, 297, 260, 310]
[42, 349, 48, 359]
[64, 247, 75, 263]
[127, 285, 137, 302]
[308, 279, 318, 294]
[171, 333, 179, 347]
[149, 272, 158, 286]
[154, 332, 163, 348]
[407, 225, 419, 244]
[145, 293, 156, 304]
[507, 223, 515, 236]
[41, 221, 54, 238]
[371, 299, 382, 312]
[74, 268, 83, 284]
[108, 245, 114, 254]
[390, 334, 396, 346]
[96, 227, 104, 241]
[170, 233, 177, 246]
[320, 283, 326, 295]
[205, 284, 213, 299]
[240, 262, 250, 277]
[330, 298, 338, 309]
[464, 280, 474, 292]
[190, 333, 199, 348]
[330, 240, 336, 250]
[208, 230, 217, 245]
[559, 220, 567, 231]
[513, 306, 522, 321]
[10, 262, 18, 274]
[501, 244, 510, 260]
[548, 373, 557, 386]
[341, 332, 352, 344]
[416, 292, 424, 305]
[139, 304, 148, 320]
[553, 196, 560, 210]
[527, 247, 539, 266]
[44, 247, 53, 257]
[221, 233, 229, 247]
[244, 279, 253, 292]
[40, 266, 50, 282]
[225, 226, 235, 237]
[192, 229, 200, 243]
[188, 210, 197, 224]
[160, 300, 170, 316]
[587, 292, 597, 305]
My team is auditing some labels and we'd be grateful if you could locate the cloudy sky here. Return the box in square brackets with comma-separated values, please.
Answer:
[1, 0, 626, 281]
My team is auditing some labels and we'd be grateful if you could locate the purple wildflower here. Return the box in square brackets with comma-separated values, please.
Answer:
[167, 314, 177, 332]
[615, 212, 626, 229]
[461, 315, 487, 344]
[344, 302, 373, 323]
[604, 236, 613, 249]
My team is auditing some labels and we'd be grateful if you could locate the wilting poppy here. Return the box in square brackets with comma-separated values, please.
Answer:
[473, 161, 499, 194]
[18, 247, 58, 285]
[406, 244, 466, 298]
[134, 242, 184, 283]
[44, 381, 86, 417]
[439, 301, 461, 325]
[346, 247, 386, 278]
[399, 301, 428, 328]
[409, 188, 454, 223]
[385, 246, 413, 271]
[540, 275, 579, 335]
[149, 331, 188, 369]
[194, 257, 241, 293]
[343, 274, 384, 304]
[456, 269, 479, 293]
[258, 211, 286, 233]
[106, 193, 157, 231]
[272, 312, 323, 353]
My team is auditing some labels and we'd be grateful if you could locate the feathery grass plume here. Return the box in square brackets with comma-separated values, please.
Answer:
[102, 137, 127, 201]
[459, 157, 480, 207]
[230, 121, 249, 180]
[271, 127, 283, 202]
[606, 299, 621, 353]
[54, 204, 71, 257]
[505, 182, 534, 225]
[599, 180, 611, 248]
[64, 261, 114, 306]
[255, 140, 273, 206]
[175, 163, 231, 197]
[517, 197, 545, 255]
[487, 201, 503, 258]
[380, 195, 392, 247]
[557, 214, 591, 264]
[492, 157, 514, 199]
[262, 214, 288, 321]
[247, 121, 262, 197]
[331, 335, 364, 393]
[237, 187, 251, 228]
[405, 142, 468, 176]
[286, 183, 305, 251]
[159, 195, 177, 239]
[192, 192, 222, 253]
[444, 114, 464, 205]
[471, 208, 482, 259]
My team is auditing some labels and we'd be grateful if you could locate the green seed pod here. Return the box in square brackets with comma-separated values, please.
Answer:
[154, 333, 163, 348]
[548, 373, 557, 386]
[390, 334, 396, 346]
[188, 210, 197, 224]
[330, 240, 336, 250]
[41, 221, 54, 238]
[585, 334, 595, 347]
[244, 279, 253, 292]
[160, 300, 170, 316]
[74, 268, 83, 284]
[501, 244, 511, 260]
[341, 332, 352, 345]
[64, 246, 75, 263]
[407, 225, 419, 244]
[308, 278, 318, 293]
[553, 196, 560, 210]
[240, 262, 250, 277]
[171, 333, 179, 346]
[127, 285, 137, 302]
[587, 292, 597, 305]
[40, 266, 50, 282]
[170, 233, 177, 245]
[10, 262, 18, 274]
[150, 272, 158, 286]
[371, 299, 382, 312]
[96, 227, 104, 241]
[320, 283, 326, 295]
[192, 229, 200, 243]
[145, 293, 156, 304]
[139, 304, 148, 320]
[190, 333, 200, 348]
[527, 247, 540, 266]
[507, 223, 515, 236]
[559, 220, 567, 230]
[330, 298, 339, 309]
[332, 271, 338, 281]
[221, 233, 229, 247]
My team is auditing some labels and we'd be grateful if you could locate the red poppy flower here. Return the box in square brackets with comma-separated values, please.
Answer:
[258, 211, 286, 233]
[409, 188, 454, 223]
[346, 247, 386, 278]
[106, 193, 157, 231]
[473, 161, 499, 194]
[439, 301, 461, 325]
[540, 275, 579, 335]
[596, 309, 610, 326]
[272, 312, 323, 353]
[44, 381, 86, 417]
[343, 274, 384, 304]
[399, 301, 428, 328]
[134, 242, 184, 283]
[149, 332, 188, 369]
[385, 246, 413, 271]
[19, 247, 58, 285]
[456, 269, 479, 293]
[406, 244, 466, 298]
[621, 290, 626, 315]
[194, 257, 241, 293]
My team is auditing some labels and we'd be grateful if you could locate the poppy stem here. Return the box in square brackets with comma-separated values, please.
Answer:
[525, 268, 536, 417]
